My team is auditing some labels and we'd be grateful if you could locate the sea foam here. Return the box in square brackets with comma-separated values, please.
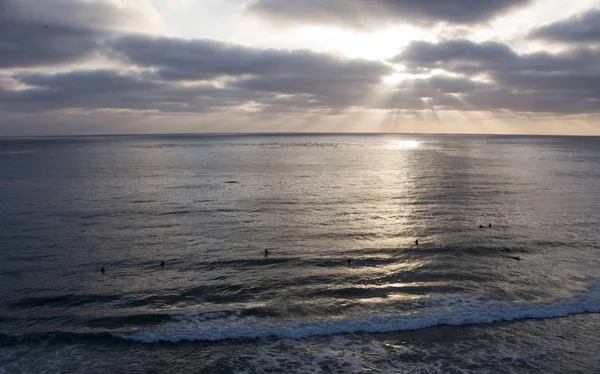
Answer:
[114, 284, 600, 343]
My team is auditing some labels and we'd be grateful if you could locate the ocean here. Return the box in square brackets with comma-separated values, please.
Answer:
[0, 134, 599, 373]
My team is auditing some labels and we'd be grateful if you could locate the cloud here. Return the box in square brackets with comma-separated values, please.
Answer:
[3, 0, 395, 115]
[396, 40, 517, 69]
[4, 34, 600, 120]
[108, 35, 392, 83]
[493, 71, 600, 94]
[105, 35, 392, 108]
[0, 0, 161, 68]
[165, 0, 198, 9]
[395, 40, 600, 74]
[528, 8, 600, 43]
[1, 54, 388, 115]
[391, 39, 600, 113]
[1, 0, 600, 135]
[245, 0, 533, 27]
[1, 69, 267, 113]
[395, 40, 600, 78]
[369, 75, 494, 111]
[461, 89, 600, 113]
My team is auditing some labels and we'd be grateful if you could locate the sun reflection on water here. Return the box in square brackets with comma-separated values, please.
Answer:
[388, 140, 420, 149]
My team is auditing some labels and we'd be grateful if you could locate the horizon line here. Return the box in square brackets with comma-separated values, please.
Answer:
[2, 131, 600, 139]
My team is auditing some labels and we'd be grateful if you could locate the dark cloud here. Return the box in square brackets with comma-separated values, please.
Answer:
[108, 35, 391, 85]
[4, 33, 600, 118]
[2, 26, 394, 115]
[231, 75, 365, 94]
[1, 69, 268, 113]
[376, 76, 600, 114]
[1, 64, 383, 115]
[395, 40, 600, 74]
[246, 0, 532, 27]
[493, 71, 600, 94]
[462, 89, 600, 113]
[105, 35, 392, 107]
[0, 0, 151, 68]
[15, 70, 157, 95]
[529, 8, 600, 43]
[391, 39, 600, 113]
[2, 70, 164, 111]
[397, 40, 517, 68]
[2, 0, 600, 132]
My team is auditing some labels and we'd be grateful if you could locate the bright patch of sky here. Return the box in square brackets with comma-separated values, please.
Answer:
[149, 0, 600, 58]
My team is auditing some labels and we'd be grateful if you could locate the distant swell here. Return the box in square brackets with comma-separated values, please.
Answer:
[115, 285, 600, 343]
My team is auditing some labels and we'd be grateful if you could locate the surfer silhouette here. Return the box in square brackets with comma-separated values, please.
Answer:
[264, 249, 269, 257]
[160, 260, 165, 268]
[415, 239, 419, 246]
[101, 266, 105, 274]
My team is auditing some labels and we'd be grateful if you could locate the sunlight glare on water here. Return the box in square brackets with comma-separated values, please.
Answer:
[387, 140, 420, 149]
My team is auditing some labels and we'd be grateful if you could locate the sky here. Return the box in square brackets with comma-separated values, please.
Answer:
[1, 0, 600, 135]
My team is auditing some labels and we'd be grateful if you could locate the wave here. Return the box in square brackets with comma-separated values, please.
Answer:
[3, 286, 598, 345]
[114, 285, 600, 343]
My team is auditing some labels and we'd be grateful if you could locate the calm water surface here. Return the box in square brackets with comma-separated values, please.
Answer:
[0, 134, 599, 373]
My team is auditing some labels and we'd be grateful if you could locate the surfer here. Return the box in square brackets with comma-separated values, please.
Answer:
[160, 260, 165, 268]
[479, 225, 484, 228]
[510, 256, 521, 261]
[415, 239, 418, 246]
[264, 249, 269, 257]
[489, 223, 492, 228]
[101, 266, 105, 274]
[347, 258, 352, 265]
